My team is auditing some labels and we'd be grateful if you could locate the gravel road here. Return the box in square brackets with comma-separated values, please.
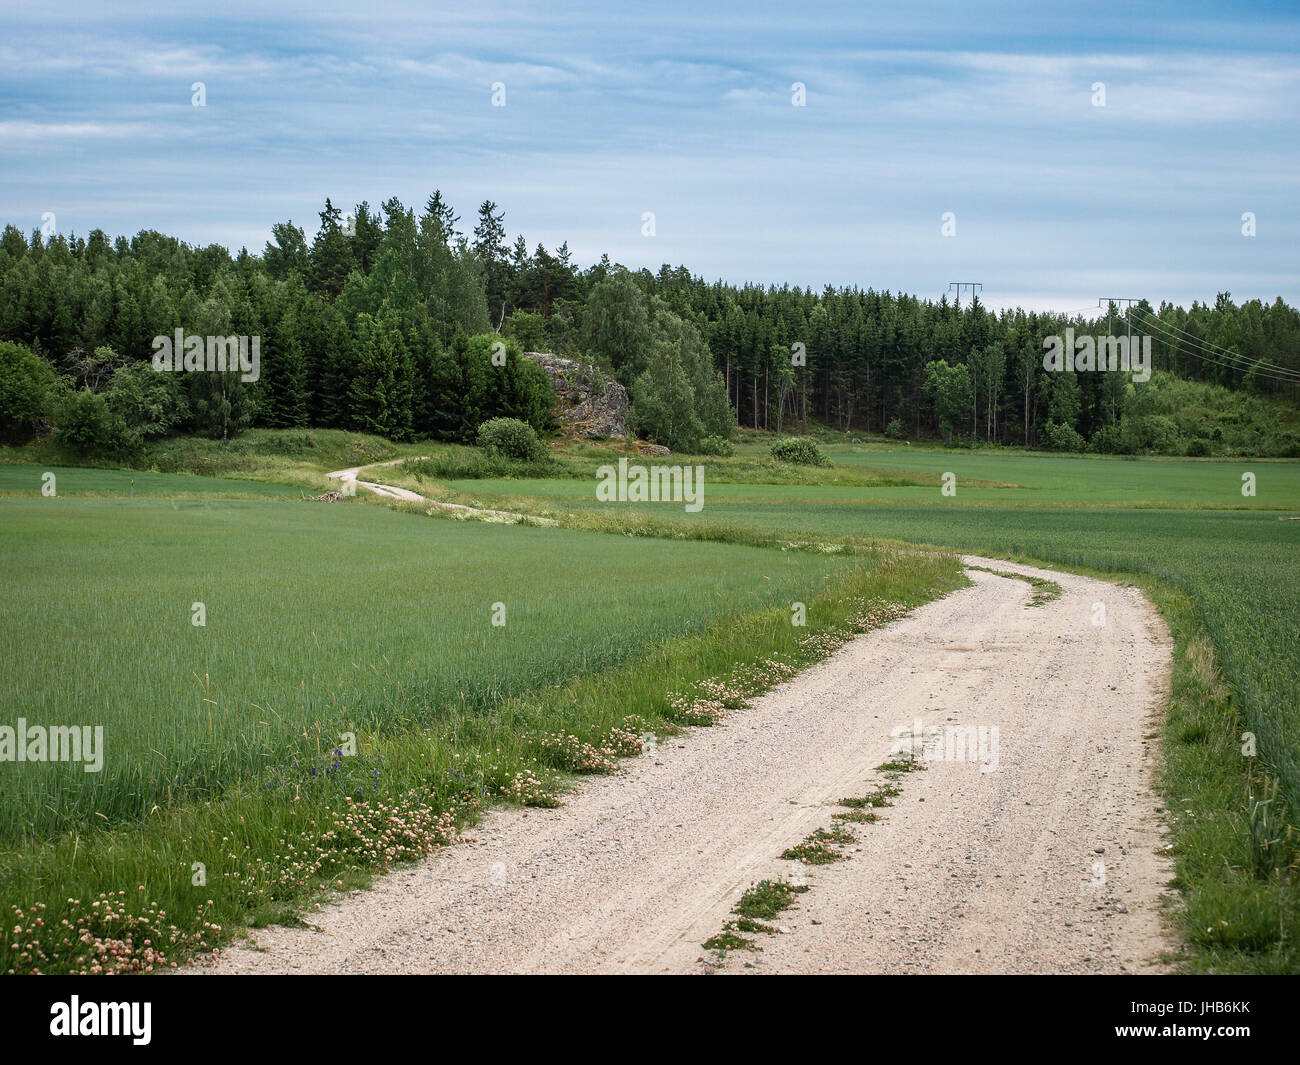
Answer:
[202, 556, 1174, 975]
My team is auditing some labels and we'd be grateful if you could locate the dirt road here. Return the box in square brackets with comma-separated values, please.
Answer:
[202, 557, 1174, 974]
[326, 460, 550, 520]
[327, 459, 427, 503]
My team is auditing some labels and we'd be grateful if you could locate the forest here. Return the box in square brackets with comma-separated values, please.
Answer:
[2, 192, 1298, 458]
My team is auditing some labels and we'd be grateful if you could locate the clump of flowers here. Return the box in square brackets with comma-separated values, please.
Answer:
[798, 629, 848, 656]
[666, 691, 729, 725]
[498, 768, 560, 807]
[320, 794, 458, 866]
[605, 725, 644, 757]
[8, 893, 215, 976]
[532, 730, 621, 773]
[692, 678, 750, 710]
[795, 600, 909, 660]
[730, 657, 798, 692]
[848, 600, 909, 633]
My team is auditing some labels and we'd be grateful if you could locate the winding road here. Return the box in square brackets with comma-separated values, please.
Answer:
[203, 553, 1174, 975]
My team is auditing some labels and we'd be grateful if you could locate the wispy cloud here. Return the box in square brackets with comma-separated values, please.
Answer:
[0, 0, 1295, 311]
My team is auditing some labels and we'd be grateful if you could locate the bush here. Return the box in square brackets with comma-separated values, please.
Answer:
[103, 361, 188, 439]
[1041, 421, 1087, 453]
[1265, 431, 1300, 459]
[1185, 438, 1212, 457]
[769, 437, 831, 466]
[1088, 423, 1133, 455]
[0, 340, 61, 442]
[476, 417, 547, 462]
[55, 389, 136, 459]
[884, 418, 904, 440]
[696, 434, 734, 457]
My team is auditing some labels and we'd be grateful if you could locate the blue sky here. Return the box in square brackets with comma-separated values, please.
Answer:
[2, 0, 1297, 312]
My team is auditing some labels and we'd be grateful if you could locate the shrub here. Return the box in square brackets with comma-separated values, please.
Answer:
[0, 340, 61, 442]
[884, 418, 904, 440]
[406, 450, 558, 481]
[696, 434, 734, 457]
[55, 389, 136, 459]
[1089, 423, 1133, 455]
[1185, 438, 1212, 457]
[1265, 431, 1300, 459]
[476, 417, 547, 462]
[102, 361, 188, 439]
[1041, 421, 1087, 453]
[770, 437, 831, 466]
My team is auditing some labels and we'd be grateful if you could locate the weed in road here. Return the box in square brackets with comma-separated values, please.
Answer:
[734, 879, 810, 921]
[967, 565, 1063, 607]
[781, 824, 857, 864]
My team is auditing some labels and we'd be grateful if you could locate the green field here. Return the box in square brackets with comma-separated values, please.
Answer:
[0, 464, 301, 499]
[825, 445, 1300, 507]
[438, 447, 1300, 509]
[0, 486, 871, 843]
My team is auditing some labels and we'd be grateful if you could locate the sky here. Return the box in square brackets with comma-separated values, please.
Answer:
[1, 0, 1297, 313]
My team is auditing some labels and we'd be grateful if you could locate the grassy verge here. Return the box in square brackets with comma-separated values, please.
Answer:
[1136, 575, 1298, 973]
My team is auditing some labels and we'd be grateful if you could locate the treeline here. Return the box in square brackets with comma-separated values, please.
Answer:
[1, 193, 1298, 458]
[0, 196, 562, 454]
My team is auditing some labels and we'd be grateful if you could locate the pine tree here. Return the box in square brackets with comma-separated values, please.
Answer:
[310, 198, 356, 299]
[472, 200, 508, 327]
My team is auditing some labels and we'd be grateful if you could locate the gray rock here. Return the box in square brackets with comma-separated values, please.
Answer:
[522, 352, 629, 439]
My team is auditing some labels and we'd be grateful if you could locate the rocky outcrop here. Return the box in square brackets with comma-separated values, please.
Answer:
[523, 352, 628, 439]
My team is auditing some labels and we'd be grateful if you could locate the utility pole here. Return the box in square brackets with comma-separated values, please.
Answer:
[1098, 296, 1143, 362]
[1097, 297, 1144, 420]
[949, 282, 982, 310]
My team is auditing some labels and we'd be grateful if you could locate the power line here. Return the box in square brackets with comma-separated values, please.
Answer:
[1133, 312, 1300, 381]
[1134, 312, 1300, 378]
[948, 282, 982, 311]
[1073, 296, 1300, 383]
[1133, 313, 1300, 384]
[1097, 298, 1143, 373]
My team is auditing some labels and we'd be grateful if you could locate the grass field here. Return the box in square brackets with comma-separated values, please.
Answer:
[0, 484, 877, 843]
[0, 464, 301, 499]
[433, 449, 1300, 509]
